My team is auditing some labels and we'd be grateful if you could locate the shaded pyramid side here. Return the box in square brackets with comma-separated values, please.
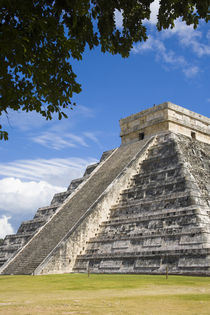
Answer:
[1, 138, 153, 275]
[0, 150, 112, 269]
[73, 132, 210, 275]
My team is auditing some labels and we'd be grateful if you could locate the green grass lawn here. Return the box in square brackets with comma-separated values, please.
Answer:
[0, 274, 210, 314]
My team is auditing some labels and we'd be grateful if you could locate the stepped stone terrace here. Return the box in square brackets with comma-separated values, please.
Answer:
[0, 102, 209, 276]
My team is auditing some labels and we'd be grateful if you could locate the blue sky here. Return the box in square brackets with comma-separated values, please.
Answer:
[0, 1, 209, 237]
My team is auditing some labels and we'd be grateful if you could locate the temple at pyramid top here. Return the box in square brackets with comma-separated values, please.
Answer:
[120, 101, 210, 145]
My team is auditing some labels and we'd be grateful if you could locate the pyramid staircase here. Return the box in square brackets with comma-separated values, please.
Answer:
[1, 102, 209, 276]
[0, 155, 104, 268]
[73, 133, 210, 275]
[0, 138, 152, 275]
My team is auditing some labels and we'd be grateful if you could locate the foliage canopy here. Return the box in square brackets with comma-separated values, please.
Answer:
[0, 0, 209, 139]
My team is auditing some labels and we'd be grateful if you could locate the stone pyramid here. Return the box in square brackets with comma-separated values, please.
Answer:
[0, 160, 102, 268]
[0, 102, 209, 275]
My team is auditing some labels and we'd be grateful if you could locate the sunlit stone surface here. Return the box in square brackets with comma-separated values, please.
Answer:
[1, 102, 209, 275]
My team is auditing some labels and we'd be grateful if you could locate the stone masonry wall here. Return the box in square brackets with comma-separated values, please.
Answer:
[1, 138, 154, 275]
[74, 132, 210, 275]
[0, 156, 103, 269]
[35, 137, 156, 274]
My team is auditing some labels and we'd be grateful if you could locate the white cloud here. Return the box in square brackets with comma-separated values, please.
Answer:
[183, 66, 200, 78]
[149, 0, 159, 25]
[0, 157, 98, 235]
[132, 36, 155, 52]
[183, 36, 210, 57]
[0, 215, 14, 238]
[115, 1, 160, 29]
[66, 134, 88, 146]
[115, 9, 123, 29]
[75, 105, 95, 118]
[0, 157, 97, 187]
[117, 1, 208, 78]
[133, 36, 183, 65]
[161, 19, 196, 39]
[83, 131, 102, 148]
[32, 130, 102, 150]
[133, 4, 209, 79]
[1, 105, 94, 134]
[133, 35, 200, 78]
[33, 131, 89, 150]
[0, 110, 48, 132]
[0, 178, 65, 216]
[161, 20, 210, 57]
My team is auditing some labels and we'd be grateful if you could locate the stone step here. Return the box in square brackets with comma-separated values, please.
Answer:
[139, 152, 179, 170]
[0, 202, 60, 269]
[83, 163, 99, 177]
[34, 205, 58, 219]
[99, 149, 116, 162]
[3, 232, 33, 243]
[147, 141, 176, 154]
[114, 192, 207, 210]
[74, 260, 210, 275]
[120, 179, 189, 201]
[73, 134, 210, 275]
[67, 177, 84, 193]
[129, 173, 185, 191]
[75, 247, 210, 260]
[109, 205, 209, 221]
[132, 164, 182, 180]
[50, 191, 71, 206]
[0, 244, 20, 252]
[85, 241, 207, 256]
[17, 218, 46, 234]
[101, 208, 200, 227]
[111, 195, 208, 216]
[50, 163, 100, 206]
[87, 227, 207, 244]
[0, 243, 25, 252]
[2, 139, 150, 275]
